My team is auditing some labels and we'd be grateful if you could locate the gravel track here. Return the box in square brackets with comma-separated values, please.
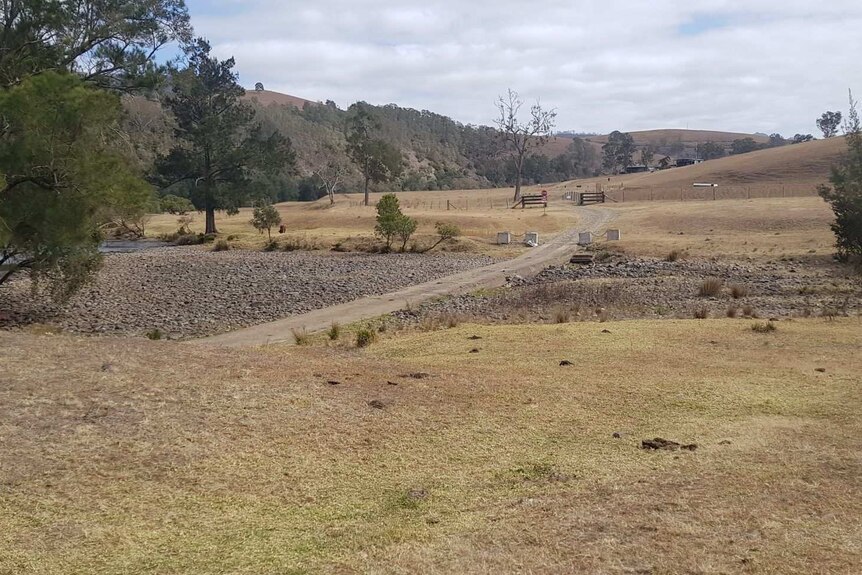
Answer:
[0, 248, 495, 338]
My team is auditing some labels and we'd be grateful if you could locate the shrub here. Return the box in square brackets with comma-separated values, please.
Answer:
[250, 204, 282, 241]
[726, 305, 739, 318]
[292, 328, 310, 345]
[159, 194, 194, 215]
[145, 329, 163, 340]
[424, 222, 462, 252]
[327, 323, 341, 341]
[375, 194, 417, 251]
[554, 308, 571, 323]
[818, 92, 862, 261]
[356, 326, 377, 348]
[751, 322, 777, 333]
[729, 284, 749, 299]
[693, 306, 709, 319]
[175, 233, 205, 246]
[665, 250, 682, 262]
[698, 277, 724, 297]
[212, 239, 230, 252]
[263, 240, 279, 252]
[742, 304, 756, 317]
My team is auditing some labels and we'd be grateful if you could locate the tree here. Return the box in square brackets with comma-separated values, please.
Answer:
[640, 145, 656, 167]
[250, 204, 281, 241]
[0, 72, 152, 298]
[255, 82, 265, 91]
[374, 193, 415, 251]
[0, 0, 192, 91]
[792, 134, 815, 144]
[817, 111, 842, 138]
[424, 222, 461, 252]
[768, 133, 786, 147]
[699, 141, 726, 160]
[159, 194, 195, 214]
[311, 142, 349, 204]
[154, 38, 296, 234]
[494, 89, 556, 202]
[819, 92, 862, 261]
[731, 138, 762, 155]
[346, 104, 403, 206]
[601, 131, 636, 173]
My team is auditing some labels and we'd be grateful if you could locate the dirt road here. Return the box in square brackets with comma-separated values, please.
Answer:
[196, 206, 615, 347]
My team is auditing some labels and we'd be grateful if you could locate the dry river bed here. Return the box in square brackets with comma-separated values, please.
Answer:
[391, 253, 862, 326]
[0, 248, 495, 338]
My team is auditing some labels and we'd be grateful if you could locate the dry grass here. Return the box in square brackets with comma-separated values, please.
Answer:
[1, 319, 860, 573]
[698, 277, 724, 297]
[610, 197, 837, 260]
[145, 184, 579, 258]
[729, 283, 750, 299]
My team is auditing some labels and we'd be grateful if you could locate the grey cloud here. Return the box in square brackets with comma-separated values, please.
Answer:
[191, 0, 862, 135]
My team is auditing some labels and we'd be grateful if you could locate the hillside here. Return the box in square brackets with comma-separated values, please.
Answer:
[242, 89, 313, 109]
[588, 128, 770, 146]
[569, 136, 846, 190]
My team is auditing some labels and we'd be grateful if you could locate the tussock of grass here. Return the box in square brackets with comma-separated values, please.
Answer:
[751, 321, 777, 333]
[698, 277, 724, 297]
[291, 327, 310, 345]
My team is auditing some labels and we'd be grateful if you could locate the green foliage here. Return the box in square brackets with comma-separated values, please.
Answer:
[817, 111, 842, 138]
[0, 0, 191, 91]
[0, 72, 152, 300]
[153, 38, 296, 234]
[327, 323, 341, 341]
[374, 194, 416, 251]
[159, 194, 194, 214]
[730, 137, 763, 155]
[212, 239, 230, 252]
[250, 204, 282, 240]
[424, 222, 461, 252]
[146, 328, 164, 340]
[345, 104, 404, 205]
[819, 92, 862, 261]
[602, 131, 636, 173]
[792, 134, 815, 144]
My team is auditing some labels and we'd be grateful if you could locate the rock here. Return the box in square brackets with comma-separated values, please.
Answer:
[386, 381, 399, 386]
[719, 440, 732, 445]
[368, 399, 386, 409]
[601, 329, 611, 334]
[327, 380, 342, 386]
[612, 432, 622, 439]
[815, 368, 826, 373]
[469, 348, 480, 354]
[100, 363, 116, 373]
[559, 360, 573, 366]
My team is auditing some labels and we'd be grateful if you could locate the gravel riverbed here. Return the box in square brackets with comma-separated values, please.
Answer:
[0, 248, 495, 338]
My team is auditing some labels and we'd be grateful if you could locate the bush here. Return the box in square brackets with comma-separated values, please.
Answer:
[292, 328, 310, 345]
[355, 326, 377, 348]
[212, 239, 230, 252]
[699, 277, 724, 297]
[726, 305, 739, 318]
[693, 306, 709, 319]
[159, 194, 194, 215]
[327, 323, 341, 341]
[554, 308, 571, 323]
[751, 321, 777, 333]
[665, 250, 682, 262]
[374, 194, 417, 251]
[742, 304, 757, 318]
[263, 240, 279, 252]
[424, 222, 462, 252]
[250, 204, 282, 241]
[729, 284, 749, 299]
[818, 92, 862, 261]
[145, 329, 163, 340]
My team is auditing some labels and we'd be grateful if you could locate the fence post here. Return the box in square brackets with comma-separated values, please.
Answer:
[447, 200, 450, 211]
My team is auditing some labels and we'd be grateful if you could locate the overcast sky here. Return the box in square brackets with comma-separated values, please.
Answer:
[186, 0, 862, 136]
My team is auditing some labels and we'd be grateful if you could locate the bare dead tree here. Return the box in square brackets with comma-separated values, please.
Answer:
[494, 89, 557, 202]
[311, 142, 349, 205]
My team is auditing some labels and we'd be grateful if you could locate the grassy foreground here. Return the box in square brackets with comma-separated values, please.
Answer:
[1, 318, 860, 573]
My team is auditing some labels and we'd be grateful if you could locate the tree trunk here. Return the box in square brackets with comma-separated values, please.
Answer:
[363, 176, 370, 206]
[205, 206, 217, 235]
[513, 154, 524, 202]
[329, 188, 335, 205]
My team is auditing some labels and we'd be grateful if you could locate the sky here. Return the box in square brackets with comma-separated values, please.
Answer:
[185, 0, 862, 136]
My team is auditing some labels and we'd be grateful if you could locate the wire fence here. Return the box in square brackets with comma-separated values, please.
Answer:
[344, 183, 821, 209]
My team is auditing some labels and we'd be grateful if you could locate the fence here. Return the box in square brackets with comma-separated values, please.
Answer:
[602, 183, 819, 203]
[344, 183, 820, 209]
